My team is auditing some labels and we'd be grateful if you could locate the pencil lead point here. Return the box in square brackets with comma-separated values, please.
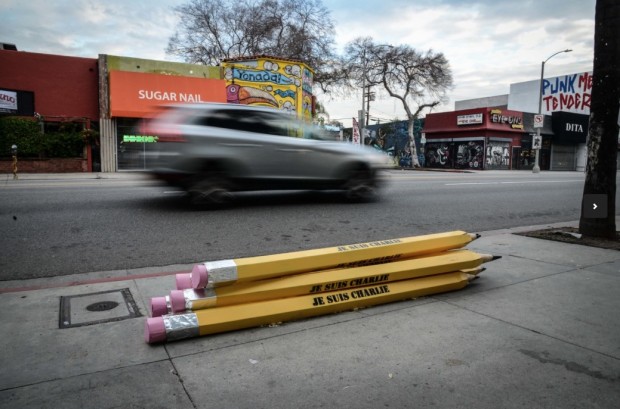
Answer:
[480, 254, 500, 262]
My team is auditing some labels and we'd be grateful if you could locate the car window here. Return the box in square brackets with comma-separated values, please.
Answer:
[192, 109, 234, 130]
[254, 112, 294, 136]
[191, 109, 291, 137]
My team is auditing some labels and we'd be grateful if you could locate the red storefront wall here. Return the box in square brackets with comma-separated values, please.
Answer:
[0, 50, 99, 119]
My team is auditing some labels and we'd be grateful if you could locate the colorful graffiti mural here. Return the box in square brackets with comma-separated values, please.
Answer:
[425, 141, 485, 170]
[486, 142, 510, 170]
[455, 141, 484, 169]
[221, 57, 314, 121]
[364, 120, 424, 168]
[425, 143, 451, 168]
[542, 71, 592, 115]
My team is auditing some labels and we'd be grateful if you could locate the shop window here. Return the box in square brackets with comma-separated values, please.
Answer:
[485, 141, 510, 170]
[117, 118, 154, 170]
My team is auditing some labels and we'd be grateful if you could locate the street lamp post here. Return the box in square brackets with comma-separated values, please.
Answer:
[532, 49, 572, 173]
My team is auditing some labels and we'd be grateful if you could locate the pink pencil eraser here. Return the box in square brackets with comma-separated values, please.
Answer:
[175, 273, 192, 290]
[191, 264, 209, 289]
[170, 290, 187, 313]
[145, 317, 166, 344]
[150, 296, 169, 317]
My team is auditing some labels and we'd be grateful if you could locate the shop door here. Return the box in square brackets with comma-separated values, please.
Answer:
[512, 147, 522, 170]
[424, 142, 453, 169]
[551, 145, 576, 171]
[486, 141, 510, 170]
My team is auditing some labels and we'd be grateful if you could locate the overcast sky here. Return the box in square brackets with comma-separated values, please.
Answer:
[0, 0, 595, 126]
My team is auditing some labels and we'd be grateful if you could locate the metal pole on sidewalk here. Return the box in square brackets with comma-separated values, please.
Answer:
[11, 144, 18, 180]
[533, 49, 572, 173]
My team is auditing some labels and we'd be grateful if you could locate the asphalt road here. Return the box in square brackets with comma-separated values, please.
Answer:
[0, 170, 612, 281]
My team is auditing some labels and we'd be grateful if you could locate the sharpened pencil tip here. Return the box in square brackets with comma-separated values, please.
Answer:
[480, 254, 500, 262]
[466, 274, 479, 282]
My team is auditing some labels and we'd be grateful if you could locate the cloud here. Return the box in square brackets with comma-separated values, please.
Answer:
[0, 0, 596, 126]
[326, 0, 595, 125]
[0, 0, 182, 59]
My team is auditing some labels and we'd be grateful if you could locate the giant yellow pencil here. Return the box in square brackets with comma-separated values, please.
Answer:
[145, 271, 480, 343]
[151, 266, 487, 317]
[153, 251, 496, 315]
[188, 231, 480, 288]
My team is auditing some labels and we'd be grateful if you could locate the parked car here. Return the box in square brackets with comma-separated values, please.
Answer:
[142, 103, 393, 204]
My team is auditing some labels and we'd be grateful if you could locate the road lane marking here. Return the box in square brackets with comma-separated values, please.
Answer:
[444, 180, 583, 186]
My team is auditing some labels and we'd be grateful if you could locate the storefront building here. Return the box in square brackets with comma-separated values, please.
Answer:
[423, 108, 590, 171]
[6, 46, 594, 173]
[0, 48, 99, 170]
[98, 55, 226, 171]
[98, 54, 315, 171]
[2, 49, 316, 172]
[508, 71, 593, 171]
[550, 111, 589, 171]
[422, 108, 524, 170]
[448, 71, 596, 171]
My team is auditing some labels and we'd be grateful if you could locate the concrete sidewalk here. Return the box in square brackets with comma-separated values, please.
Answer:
[0, 223, 619, 409]
[1, 171, 150, 181]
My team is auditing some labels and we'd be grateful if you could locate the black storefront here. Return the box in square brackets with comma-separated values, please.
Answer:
[550, 111, 589, 171]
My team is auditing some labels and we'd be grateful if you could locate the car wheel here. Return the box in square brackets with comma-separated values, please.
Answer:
[345, 168, 378, 202]
[187, 173, 234, 206]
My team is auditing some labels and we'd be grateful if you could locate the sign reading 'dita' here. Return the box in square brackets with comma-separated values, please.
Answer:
[566, 123, 584, 132]
[551, 112, 588, 143]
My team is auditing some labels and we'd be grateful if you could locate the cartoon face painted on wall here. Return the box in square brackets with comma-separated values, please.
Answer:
[221, 57, 314, 120]
[227, 83, 278, 107]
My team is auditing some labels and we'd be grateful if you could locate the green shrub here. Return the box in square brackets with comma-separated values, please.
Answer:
[0, 117, 86, 158]
[42, 132, 84, 157]
[0, 117, 43, 157]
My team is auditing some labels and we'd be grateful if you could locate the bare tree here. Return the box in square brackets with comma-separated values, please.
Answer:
[578, 0, 619, 239]
[345, 38, 453, 167]
[166, 0, 344, 91]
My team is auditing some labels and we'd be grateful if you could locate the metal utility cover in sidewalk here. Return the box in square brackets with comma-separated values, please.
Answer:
[59, 288, 142, 329]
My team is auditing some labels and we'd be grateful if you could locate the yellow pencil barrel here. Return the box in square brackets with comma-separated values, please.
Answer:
[166, 249, 489, 314]
[190, 231, 478, 288]
[145, 272, 474, 343]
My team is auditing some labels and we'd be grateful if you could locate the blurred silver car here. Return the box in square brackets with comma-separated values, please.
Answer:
[143, 103, 392, 204]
